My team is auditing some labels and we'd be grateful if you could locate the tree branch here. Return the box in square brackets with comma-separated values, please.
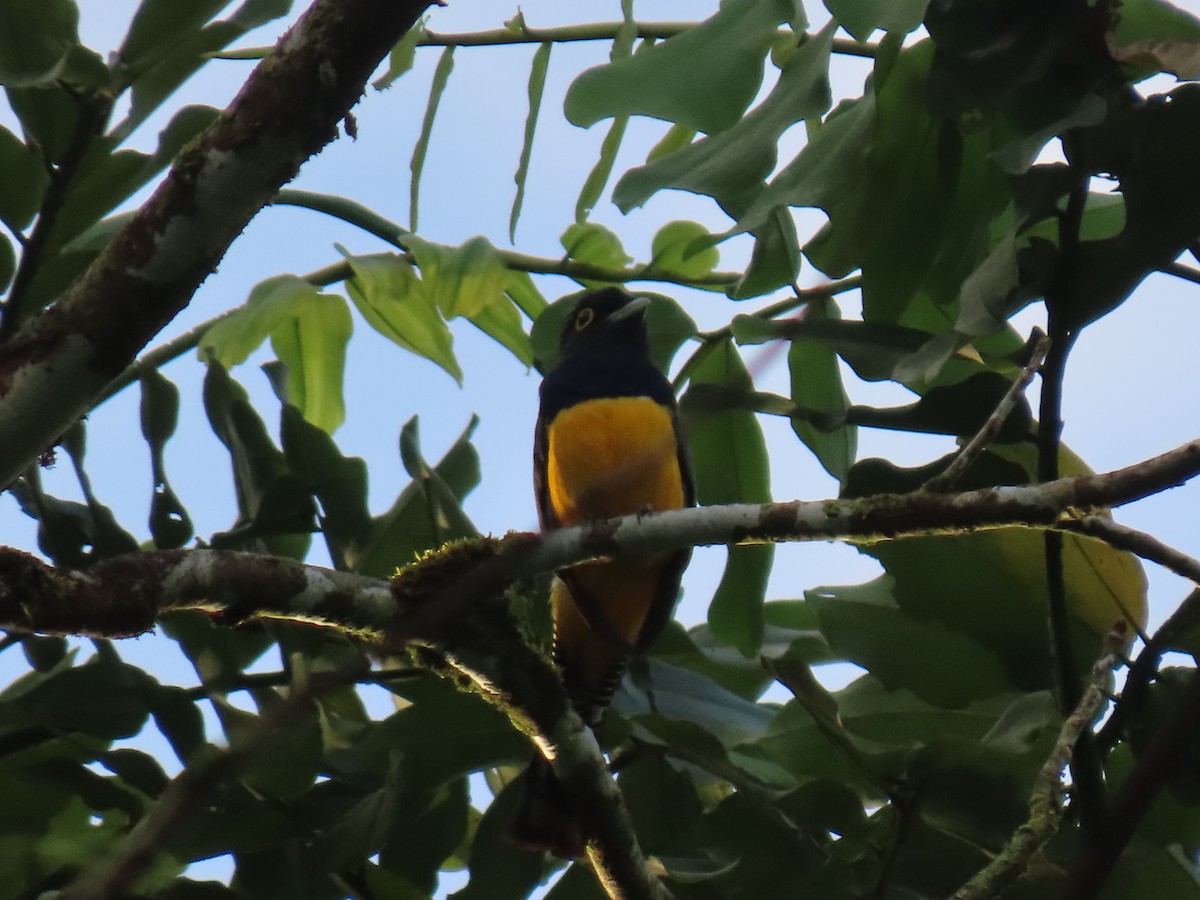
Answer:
[0, 0, 433, 490]
[272, 188, 744, 289]
[417, 23, 878, 58]
[4, 436, 1198, 642]
[221, 23, 879, 57]
[951, 629, 1124, 900]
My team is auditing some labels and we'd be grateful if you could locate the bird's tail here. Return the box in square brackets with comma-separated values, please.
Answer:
[509, 753, 586, 859]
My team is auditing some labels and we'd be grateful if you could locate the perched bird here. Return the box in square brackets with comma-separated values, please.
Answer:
[511, 287, 694, 859]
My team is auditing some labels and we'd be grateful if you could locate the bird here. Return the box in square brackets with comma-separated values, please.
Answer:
[510, 286, 694, 859]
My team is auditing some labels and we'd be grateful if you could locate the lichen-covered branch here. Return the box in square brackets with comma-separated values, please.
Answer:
[951, 629, 1124, 900]
[3, 436, 1199, 643]
[0, 0, 432, 490]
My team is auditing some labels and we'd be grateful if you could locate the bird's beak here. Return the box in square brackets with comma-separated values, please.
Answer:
[608, 296, 651, 323]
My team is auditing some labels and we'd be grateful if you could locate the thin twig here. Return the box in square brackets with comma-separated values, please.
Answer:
[924, 330, 1051, 492]
[181, 664, 423, 699]
[951, 629, 1125, 900]
[1161, 261, 1200, 286]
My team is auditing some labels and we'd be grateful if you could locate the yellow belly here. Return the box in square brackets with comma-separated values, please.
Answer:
[545, 396, 684, 524]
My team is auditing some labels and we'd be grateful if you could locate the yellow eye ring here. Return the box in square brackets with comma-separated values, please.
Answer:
[574, 307, 595, 331]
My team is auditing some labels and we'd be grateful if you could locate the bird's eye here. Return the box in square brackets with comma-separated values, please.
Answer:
[574, 307, 595, 331]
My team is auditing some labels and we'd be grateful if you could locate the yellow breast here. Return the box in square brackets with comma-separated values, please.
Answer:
[545, 396, 685, 525]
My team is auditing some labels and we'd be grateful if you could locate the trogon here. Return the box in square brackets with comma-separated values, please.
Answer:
[511, 287, 694, 858]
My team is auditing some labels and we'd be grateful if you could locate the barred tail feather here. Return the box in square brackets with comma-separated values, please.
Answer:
[509, 754, 586, 859]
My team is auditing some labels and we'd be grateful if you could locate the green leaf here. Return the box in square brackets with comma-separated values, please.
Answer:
[808, 578, 1010, 706]
[564, 0, 794, 134]
[410, 46, 455, 231]
[140, 371, 194, 550]
[644, 292, 699, 373]
[788, 306, 855, 479]
[467, 291, 534, 367]
[645, 123, 695, 163]
[355, 417, 480, 577]
[451, 780, 551, 900]
[616, 659, 775, 745]
[200, 274, 319, 368]
[119, 0, 228, 73]
[680, 340, 773, 656]
[923, 1, 1114, 174]
[616, 750, 704, 856]
[397, 416, 477, 544]
[504, 269, 548, 320]
[613, 21, 836, 213]
[0, 125, 49, 232]
[698, 792, 825, 895]
[372, 17, 426, 90]
[1111, 0, 1200, 79]
[824, 0, 931, 41]
[728, 207, 803, 300]
[575, 114, 627, 223]
[406, 234, 511, 320]
[219, 693, 322, 799]
[0, 0, 79, 87]
[650, 220, 719, 279]
[160, 610, 272, 697]
[560, 221, 631, 285]
[732, 94, 876, 240]
[510, 41, 551, 242]
[5, 83, 80, 165]
[268, 291, 352, 434]
[330, 676, 524, 787]
[828, 43, 1008, 321]
[380, 777, 470, 895]
[279, 406, 371, 571]
[860, 528, 1142, 693]
[0, 648, 152, 741]
[117, 0, 294, 139]
[341, 252, 462, 384]
[1073, 85, 1200, 328]
[202, 362, 313, 558]
[147, 685, 206, 765]
[58, 424, 141, 559]
[711, 545, 773, 660]
[0, 232, 13, 294]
